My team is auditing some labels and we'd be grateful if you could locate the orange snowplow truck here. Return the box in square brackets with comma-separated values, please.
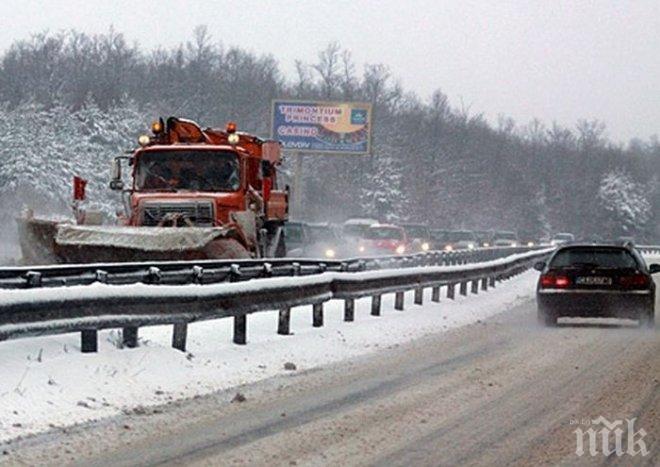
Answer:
[18, 117, 288, 264]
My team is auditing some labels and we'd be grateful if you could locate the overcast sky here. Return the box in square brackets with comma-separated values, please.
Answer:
[1, 0, 658, 143]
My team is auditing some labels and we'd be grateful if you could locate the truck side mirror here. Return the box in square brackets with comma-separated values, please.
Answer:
[109, 158, 124, 191]
[261, 160, 273, 177]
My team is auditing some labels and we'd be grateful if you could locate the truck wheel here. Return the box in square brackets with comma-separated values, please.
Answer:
[537, 308, 557, 327]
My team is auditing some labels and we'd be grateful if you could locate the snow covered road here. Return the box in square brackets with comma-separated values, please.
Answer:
[0, 270, 537, 444]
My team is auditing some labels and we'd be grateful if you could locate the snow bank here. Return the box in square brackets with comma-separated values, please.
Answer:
[0, 270, 538, 442]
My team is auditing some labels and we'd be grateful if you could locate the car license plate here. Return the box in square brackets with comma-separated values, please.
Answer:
[575, 276, 612, 286]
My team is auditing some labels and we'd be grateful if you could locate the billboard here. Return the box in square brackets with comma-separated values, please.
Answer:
[271, 100, 372, 155]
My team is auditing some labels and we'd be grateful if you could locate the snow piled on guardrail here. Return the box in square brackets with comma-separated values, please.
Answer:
[0, 248, 551, 307]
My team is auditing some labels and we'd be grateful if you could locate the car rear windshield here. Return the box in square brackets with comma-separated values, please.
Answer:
[495, 232, 517, 240]
[550, 248, 639, 269]
[365, 227, 404, 240]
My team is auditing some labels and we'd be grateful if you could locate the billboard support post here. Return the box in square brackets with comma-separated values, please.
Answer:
[292, 151, 303, 217]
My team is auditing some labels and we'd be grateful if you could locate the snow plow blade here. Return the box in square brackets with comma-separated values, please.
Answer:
[17, 217, 251, 265]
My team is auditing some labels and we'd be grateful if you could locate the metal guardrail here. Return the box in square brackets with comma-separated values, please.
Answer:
[0, 249, 552, 352]
[0, 246, 539, 290]
[637, 245, 660, 255]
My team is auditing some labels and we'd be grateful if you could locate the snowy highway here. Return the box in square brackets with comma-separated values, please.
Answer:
[4, 274, 658, 466]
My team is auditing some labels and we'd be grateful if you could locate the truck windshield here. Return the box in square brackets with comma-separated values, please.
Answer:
[284, 224, 305, 242]
[404, 226, 429, 238]
[495, 232, 517, 240]
[365, 227, 404, 240]
[136, 150, 240, 192]
[448, 231, 476, 242]
[309, 226, 337, 242]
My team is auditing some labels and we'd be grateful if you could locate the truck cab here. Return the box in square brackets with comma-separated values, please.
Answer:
[111, 117, 288, 257]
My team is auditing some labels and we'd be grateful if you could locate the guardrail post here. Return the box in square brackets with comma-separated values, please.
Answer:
[414, 287, 423, 305]
[278, 308, 291, 335]
[229, 264, 242, 282]
[395, 291, 405, 310]
[192, 265, 204, 284]
[146, 266, 162, 284]
[313, 303, 324, 327]
[471, 280, 479, 294]
[122, 326, 139, 348]
[344, 299, 355, 322]
[172, 323, 188, 351]
[371, 295, 381, 316]
[447, 283, 456, 300]
[489, 276, 496, 288]
[481, 277, 488, 291]
[234, 315, 247, 345]
[460, 281, 468, 296]
[431, 286, 440, 302]
[95, 269, 108, 284]
[25, 271, 42, 288]
[81, 329, 98, 353]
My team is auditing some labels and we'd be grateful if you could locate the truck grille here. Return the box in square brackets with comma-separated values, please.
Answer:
[141, 201, 214, 227]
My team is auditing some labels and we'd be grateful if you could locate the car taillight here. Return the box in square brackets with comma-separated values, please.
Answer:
[540, 274, 570, 288]
[619, 274, 649, 288]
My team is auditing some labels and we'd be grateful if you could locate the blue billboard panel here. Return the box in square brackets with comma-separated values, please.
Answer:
[271, 100, 372, 155]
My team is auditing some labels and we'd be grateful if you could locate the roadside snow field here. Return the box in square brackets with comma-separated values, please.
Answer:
[0, 270, 538, 442]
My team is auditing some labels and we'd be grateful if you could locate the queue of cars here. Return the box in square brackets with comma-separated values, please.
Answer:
[283, 219, 560, 258]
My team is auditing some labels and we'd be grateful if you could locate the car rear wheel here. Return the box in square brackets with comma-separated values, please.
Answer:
[639, 309, 655, 329]
[537, 308, 557, 327]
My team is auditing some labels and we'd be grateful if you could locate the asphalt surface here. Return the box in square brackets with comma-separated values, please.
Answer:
[3, 298, 659, 466]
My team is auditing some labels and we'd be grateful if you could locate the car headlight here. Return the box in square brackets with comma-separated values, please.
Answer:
[550, 240, 557, 246]
[467, 243, 475, 250]
[358, 245, 366, 253]
[444, 245, 453, 252]
[325, 248, 336, 258]
[527, 241, 534, 247]
[421, 242, 430, 251]
[395, 245, 405, 254]
[511, 242, 518, 247]
[483, 242, 490, 247]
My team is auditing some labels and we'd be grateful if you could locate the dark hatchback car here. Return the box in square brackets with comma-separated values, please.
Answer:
[535, 245, 658, 327]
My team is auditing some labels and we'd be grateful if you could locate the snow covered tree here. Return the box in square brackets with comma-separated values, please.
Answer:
[597, 169, 651, 237]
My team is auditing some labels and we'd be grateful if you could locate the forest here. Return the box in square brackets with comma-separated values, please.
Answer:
[0, 27, 658, 242]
